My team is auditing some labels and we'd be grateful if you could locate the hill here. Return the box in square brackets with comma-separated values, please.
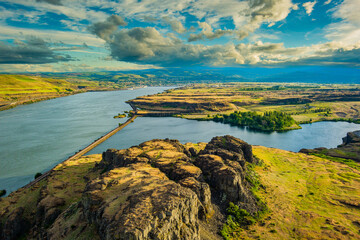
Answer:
[0, 136, 359, 239]
[35, 67, 360, 85]
[0, 74, 120, 111]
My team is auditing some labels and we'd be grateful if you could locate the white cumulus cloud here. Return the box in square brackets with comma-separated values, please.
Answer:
[303, 1, 317, 15]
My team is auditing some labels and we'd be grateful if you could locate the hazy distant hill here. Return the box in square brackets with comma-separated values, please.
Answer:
[30, 66, 360, 85]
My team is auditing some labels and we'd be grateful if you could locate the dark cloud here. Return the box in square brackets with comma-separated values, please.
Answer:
[90, 17, 360, 67]
[250, 43, 284, 52]
[104, 27, 243, 66]
[0, 36, 73, 64]
[294, 48, 360, 67]
[88, 15, 127, 41]
[36, 0, 63, 6]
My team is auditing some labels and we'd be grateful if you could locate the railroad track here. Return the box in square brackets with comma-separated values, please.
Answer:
[22, 115, 137, 189]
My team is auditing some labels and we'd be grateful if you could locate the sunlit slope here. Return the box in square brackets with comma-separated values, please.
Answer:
[0, 75, 77, 94]
[243, 146, 360, 240]
[0, 143, 359, 239]
[0, 74, 109, 110]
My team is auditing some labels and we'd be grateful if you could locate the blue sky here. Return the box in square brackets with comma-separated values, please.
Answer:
[0, 0, 359, 72]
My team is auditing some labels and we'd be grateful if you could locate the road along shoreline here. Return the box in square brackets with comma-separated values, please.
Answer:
[21, 115, 137, 190]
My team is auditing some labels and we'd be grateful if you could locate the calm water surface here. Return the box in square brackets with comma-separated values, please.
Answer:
[88, 117, 360, 154]
[0, 87, 170, 193]
[1, 88, 359, 194]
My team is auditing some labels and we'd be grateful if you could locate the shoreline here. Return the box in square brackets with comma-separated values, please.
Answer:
[0, 89, 115, 112]
[17, 114, 138, 192]
[0, 86, 173, 112]
[0, 93, 77, 112]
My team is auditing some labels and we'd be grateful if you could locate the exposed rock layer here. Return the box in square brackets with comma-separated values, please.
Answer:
[0, 136, 259, 240]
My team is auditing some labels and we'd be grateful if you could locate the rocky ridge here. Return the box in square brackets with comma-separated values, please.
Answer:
[0, 136, 261, 240]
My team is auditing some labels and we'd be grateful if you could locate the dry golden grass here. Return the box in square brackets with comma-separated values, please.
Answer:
[0, 154, 102, 221]
[130, 83, 360, 125]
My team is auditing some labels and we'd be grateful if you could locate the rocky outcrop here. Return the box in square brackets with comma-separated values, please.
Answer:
[196, 136, 259, 213]
[83, 163, 201, 239]
[0, 136, 260, 240]
[300, 130, 360, 162]
[127, 98, 234, 114]
[342, 130, 360, 145]
[35, 186, 66, 229]
[1, 207, 30, 240]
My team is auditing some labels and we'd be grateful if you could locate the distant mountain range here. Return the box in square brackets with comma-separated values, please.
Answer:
[9, 66, 360, 85]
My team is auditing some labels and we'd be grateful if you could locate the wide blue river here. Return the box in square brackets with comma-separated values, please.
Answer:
[0, 87, 359, 194]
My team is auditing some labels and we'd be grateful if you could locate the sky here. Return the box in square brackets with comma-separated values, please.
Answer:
[0, 0, 359, 72]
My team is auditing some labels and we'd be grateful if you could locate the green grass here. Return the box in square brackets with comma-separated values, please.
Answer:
[0, 74, 74, 94]
[308, 153, 360, 171]
[0, 74, 125, 111]
[220, 161, 269, 239]
[237, 146, 360, 240]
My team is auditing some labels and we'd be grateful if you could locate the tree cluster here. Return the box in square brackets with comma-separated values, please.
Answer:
[212, 111, 295, 131]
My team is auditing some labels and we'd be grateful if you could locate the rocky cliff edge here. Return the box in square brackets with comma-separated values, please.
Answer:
[0, 135, 262, 240]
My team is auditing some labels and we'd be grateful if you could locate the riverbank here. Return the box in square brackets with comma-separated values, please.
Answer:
[0, 92, 78, 111]
[0, 74, 126, 112]
[22, 114, 137, 190]
[0, 87, 172, 195]
[1, 136, 360, 239]
[128, 83, 360, 131]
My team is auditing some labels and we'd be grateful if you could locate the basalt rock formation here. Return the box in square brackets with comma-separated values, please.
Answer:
[300, 130, 360, 162]
[0, 136, 261, 240]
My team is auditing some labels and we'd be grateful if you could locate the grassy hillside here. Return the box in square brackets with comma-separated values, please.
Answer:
[0, 154, 102, 238]
[0, 142, 359, 239]
[0, 74, 119, 111]
[234, 146, 360, 239]
[0, 75, 76, 94]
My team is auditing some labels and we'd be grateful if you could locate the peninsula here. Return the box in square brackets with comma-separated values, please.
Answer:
[128, 83, 360, 131]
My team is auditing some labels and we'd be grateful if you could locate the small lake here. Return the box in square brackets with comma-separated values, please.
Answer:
[0, 88, 359, 194]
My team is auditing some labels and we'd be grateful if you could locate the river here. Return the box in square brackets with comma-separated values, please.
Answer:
[0, 87, 170, 193]
[0, 87, 359, 194]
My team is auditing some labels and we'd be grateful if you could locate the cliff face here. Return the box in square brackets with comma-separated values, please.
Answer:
[0, 136, 260, 240]
[127, 98, 234, 114]
[342, 130, 360, 145]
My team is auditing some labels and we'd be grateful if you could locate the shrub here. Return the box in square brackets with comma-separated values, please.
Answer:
[34, 172, 42, 179]
[0, 189, 6, 197]
[227, 202, 256, 226]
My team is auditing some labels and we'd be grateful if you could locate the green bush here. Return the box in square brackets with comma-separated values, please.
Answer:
[226, 202, 256, 226]
[34, 172, 42, 179]
[220, 202, 257, 239]
[0, 189, 6, 197]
